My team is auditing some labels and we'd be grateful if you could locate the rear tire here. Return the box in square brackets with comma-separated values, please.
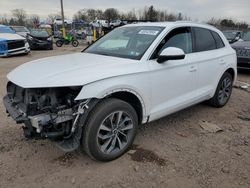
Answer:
[72, 40, 79, 47]
[208, 72, 233, 108]
[82, 98, 138, 161]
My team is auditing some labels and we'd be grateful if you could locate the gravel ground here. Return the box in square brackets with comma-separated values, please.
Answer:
[0, 46, 249, 188]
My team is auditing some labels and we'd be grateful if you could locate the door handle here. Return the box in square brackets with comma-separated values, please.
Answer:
[189, 66, 197, 72]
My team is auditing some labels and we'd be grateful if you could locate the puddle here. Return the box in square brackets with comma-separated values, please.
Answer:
[51, 153, 76, 166]
[128, 145, 166, 166]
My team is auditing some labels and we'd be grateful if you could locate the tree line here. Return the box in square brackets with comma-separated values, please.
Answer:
[207, 17, 249, 30]
[72, 6, 189, 22]
[0, 6, 249, 30]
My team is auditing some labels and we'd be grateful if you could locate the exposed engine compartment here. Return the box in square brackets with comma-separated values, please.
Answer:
[4, 82, 83, 139]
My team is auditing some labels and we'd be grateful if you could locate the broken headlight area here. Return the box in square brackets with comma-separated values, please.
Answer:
[3, 82, 83, 140]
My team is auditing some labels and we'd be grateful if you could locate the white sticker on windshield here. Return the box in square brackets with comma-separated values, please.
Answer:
[138, 30, 159, 36]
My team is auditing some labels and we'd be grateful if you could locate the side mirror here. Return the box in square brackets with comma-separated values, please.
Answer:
[157, 47, 185, 63]
[235, 36, 240, 41]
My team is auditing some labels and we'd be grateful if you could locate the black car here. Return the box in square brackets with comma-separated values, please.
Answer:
[27, 29, 53, 50]
[231, 31, 250, 70]
[223, 30, 243, 44]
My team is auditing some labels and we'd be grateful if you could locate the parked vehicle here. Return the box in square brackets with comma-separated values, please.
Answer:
[231, 31, 250, 70]
[90, 20, 109, 28]
[56, 33, 79, 47]
[110, 20, 122, 29]
[39, 24, 52, 36]
[223, 30, 243, 44]
[0, 24, 30, 57]
[54, 18, 73, 25]
[27, 29, 53, 50]
[3, 22, 236, 161]
[53, 30, 63, 39]
[10, 26, 30, 37]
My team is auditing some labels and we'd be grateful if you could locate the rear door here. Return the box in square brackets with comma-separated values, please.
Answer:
[192, 27, 227, 98]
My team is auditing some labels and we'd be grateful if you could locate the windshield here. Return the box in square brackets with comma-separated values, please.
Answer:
[85, 26, 164, 60]
[0, 26, 15, 34]
[30, 29, 49, 37]
[13, 26, 29, 32]
[223, 31, 238, 40]
[243, 32, 250, 41]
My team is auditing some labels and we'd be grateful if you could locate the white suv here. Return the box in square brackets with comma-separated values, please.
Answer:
[110, 20, 122, 29]
[3, 22, 236, 161]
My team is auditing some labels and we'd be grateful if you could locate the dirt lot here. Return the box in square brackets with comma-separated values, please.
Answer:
[0, 47, 249, 188]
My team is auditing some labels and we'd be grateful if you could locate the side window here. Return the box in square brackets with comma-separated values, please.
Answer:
[151, 27, 192, 59]
[194, 27, 216, 52]
[211, 31, 225, 49]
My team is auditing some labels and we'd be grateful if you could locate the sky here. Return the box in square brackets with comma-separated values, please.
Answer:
[0, 0, 250, 23]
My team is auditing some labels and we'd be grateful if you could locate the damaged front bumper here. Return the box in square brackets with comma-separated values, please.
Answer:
[3, 94, 74, 139]
[3, 95, 28, 123]
[3, 82, 99, 152]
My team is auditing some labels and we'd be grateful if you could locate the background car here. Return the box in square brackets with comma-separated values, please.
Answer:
[54, 18, 73, 25]
[109, 20, 122, 29]
[10, 26, 30, 37]
[231, 31, 250, 70]
[223, 30, 243, 44]
[0, 24, 30, 57]
[27, 29, 53, 50]
[90, 20, 109, 28]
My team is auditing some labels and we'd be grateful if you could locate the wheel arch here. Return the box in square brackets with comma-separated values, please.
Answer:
[75, 81, 148, 124]
[211, 66, 236, 98]
[104, 90, 145, 124]
[225, 67, 236, 82]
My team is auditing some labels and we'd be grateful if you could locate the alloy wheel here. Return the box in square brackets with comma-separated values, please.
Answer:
[97, 111, 134, 155]
[218, 77, 232, 105]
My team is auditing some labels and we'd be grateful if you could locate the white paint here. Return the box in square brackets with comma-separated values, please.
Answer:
[7, 22, 237, 124]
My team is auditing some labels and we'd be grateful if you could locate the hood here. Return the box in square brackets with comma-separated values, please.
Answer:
[29, 34, 50, 40]
[0, 33, 25, 40]
[7, 53, 148, 88]
[17, 31, 29, 37]
[231, 41, 250, 48]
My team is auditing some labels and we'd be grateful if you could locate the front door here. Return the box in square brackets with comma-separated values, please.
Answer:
[148, 27, 198, 121]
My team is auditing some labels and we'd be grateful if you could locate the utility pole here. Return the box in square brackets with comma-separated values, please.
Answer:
[60, 0, 66, 37]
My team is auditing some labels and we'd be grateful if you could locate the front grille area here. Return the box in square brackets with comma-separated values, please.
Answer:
[0, 41, 8, 55]
[235, 48, 250, 57]
[7, 40, 25, 50]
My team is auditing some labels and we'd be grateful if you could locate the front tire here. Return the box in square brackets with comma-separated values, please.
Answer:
[56, 40, 63, 47]
[82, 98, 138, 161]
[208, 72, 233, 107]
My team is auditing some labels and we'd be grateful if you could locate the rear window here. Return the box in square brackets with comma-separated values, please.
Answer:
[211, 31, 225, 49]
[194, 27, 216, 52]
